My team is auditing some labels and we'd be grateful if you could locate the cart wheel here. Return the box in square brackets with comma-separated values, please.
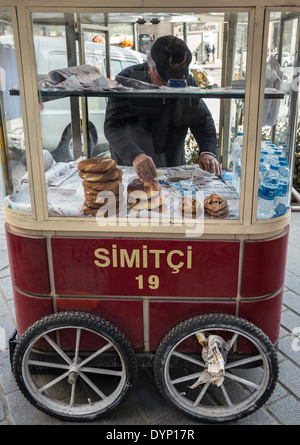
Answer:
[154, 314, 279, 423]
[13, 311, 137, 422]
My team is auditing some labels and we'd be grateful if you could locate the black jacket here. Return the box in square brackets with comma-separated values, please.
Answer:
[104, 62, 217, 167]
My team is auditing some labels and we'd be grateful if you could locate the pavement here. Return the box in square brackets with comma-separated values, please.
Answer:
[0, 202, 300, 426]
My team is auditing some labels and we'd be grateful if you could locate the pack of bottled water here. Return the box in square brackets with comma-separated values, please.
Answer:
[231, 135, 290, 219]
[232, 132, 243, 194]
[257, 141, 290, 219]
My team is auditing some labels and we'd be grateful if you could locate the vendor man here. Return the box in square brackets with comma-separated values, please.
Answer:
[104, 35, 221, 180]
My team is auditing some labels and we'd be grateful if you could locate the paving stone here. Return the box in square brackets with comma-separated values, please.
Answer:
[0, 253, 9, 271]
[0, 351, 18, 394]
[0, 298, 9, 318]
[6, 391, 59, 425]
[280, 309, 300, 333]
[283, 290, 300, 315]
[131, 369, 174, 424]
[278, 360, 300, 399]
[267, 382, 288, 403]
[0, 398, 5, 421]
[279, 335, 300, 366]
[287, 247, 300, 262]
[286, 261, 300, 278]
[0, 277, 13, 301]
[237, 408, 278, 425]
[268, 396, 300, 425]
[284, 271, 300, 295]
[279, 325, 290, 339]
[0, 267, 10, 279]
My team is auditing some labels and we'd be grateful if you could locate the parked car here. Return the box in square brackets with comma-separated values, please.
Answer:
[4, 36, 146, 161]
[281, 72, 292, 94]
[267, 51, 294, 67]
[189, 62, 218, 87]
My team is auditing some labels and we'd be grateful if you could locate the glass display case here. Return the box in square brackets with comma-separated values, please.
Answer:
[1, 4, 298, 236]
[0, 9, 30, 213]
[1, 1, 299, 424]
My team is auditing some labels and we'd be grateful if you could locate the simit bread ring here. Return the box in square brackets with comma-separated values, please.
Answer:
[83, 206, 99, 215]
[179, 197, 201, 218]
[84, 183, 124, 197]
[77, 157, 117, 173]
[127, 178, 161, 200]
[85, 193, 121, 206]
[79, 167, 123, 182]
[82, 178, 122, 193]
[205, 207, 229, 218]
[128, 194, 164, 210]
[204, 194, 229, 218]
[83, 202, 123, 216]
[83, 200, 123, 214]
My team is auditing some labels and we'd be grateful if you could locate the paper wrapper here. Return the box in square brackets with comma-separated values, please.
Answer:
[189, 333, 230, 388]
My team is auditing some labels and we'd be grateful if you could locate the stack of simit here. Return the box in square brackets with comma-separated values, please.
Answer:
[77, 157, 123, 216]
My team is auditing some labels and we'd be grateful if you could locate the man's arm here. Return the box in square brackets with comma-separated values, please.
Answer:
[104, 96, 144, 165]
[104, 97, 157, 178]
[186, 77, 221, 174]
[191, 110, 221, 176]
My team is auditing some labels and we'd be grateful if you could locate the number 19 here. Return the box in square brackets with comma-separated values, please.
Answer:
[135, 274, 159, 290]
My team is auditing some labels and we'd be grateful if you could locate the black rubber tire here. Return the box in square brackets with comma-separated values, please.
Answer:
[13, 311, 138, 422]
[154, 313, 279, 424]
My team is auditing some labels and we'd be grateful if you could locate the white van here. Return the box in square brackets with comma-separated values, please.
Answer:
[36, 36, 146, 160]
[4, 36, 146, 160]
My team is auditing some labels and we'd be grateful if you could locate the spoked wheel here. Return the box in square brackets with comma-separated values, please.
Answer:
[154, 314, 279, 424]
[13, 311, 137, 422]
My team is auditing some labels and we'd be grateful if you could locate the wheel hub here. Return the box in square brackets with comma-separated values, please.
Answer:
[68, 358, 82, 384]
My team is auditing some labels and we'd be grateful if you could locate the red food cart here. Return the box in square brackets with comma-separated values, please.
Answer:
[1, 1, 299, 423]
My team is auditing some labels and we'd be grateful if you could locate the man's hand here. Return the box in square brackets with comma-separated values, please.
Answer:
[132, 154, 157, 180]
[199, 153, 222, 176]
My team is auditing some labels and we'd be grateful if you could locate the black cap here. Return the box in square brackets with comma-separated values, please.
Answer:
[150, 35, 192, 81]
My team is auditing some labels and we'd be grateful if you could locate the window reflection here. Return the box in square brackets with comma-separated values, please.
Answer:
[0, 12, 29, 213]
[257, 11, 300, 220]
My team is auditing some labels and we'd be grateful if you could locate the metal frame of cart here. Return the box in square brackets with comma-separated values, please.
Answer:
[0, 1, 299, 423]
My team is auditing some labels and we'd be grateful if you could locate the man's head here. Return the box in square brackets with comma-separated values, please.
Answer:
[149, 35, 192, 82]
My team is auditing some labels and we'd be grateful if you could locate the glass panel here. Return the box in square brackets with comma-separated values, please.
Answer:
[0, 10, 31, 214]
[257, 11, 299, 220]
[30, 11, 249, 224]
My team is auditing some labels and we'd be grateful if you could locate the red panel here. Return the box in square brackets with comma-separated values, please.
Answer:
[13, 289, 53, 336]
[149, 300, 237, 350]
[5, 224, 50, 295]
[241, 228, 289, 298]
[239, 291, 283, 347]
[56, 298, 144, 349]
[51, 237, 240, 298]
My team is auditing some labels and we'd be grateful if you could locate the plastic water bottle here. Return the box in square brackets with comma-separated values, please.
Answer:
[235, 132, 243, 145]
[258, 157, 267, 196]
[264, 141, 273, 148]
[261, 150, 271, 168]
[278, 143, 287, 158]
[273, 150, 282, 164]
[279, 156, 287, 163]
[235, 145, 243, 194]
[268, 149, 279, 165]
[232, 132, 243, 191]
[274, 161, 290, 209]
[257, 164, 279, 219]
